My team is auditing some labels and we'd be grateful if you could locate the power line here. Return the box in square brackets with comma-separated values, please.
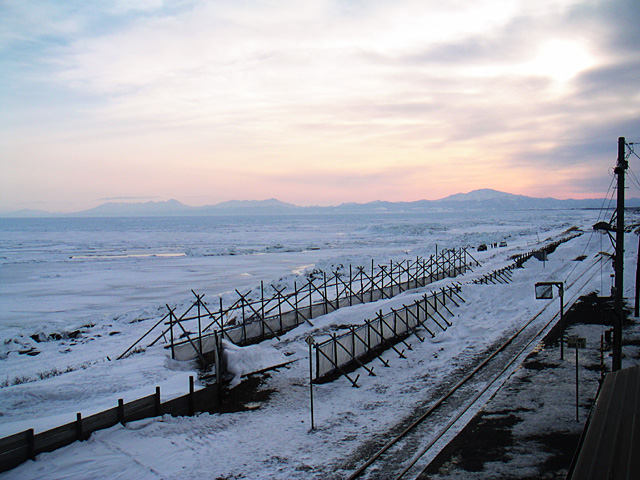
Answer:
[564, 175, 616, 285]
[595, 173, 616, 225]
[627, 167, 640, 193]
[626, 141, 640, 161]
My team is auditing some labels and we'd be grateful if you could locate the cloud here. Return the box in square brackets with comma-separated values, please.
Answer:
[1, 0, 639, 210]
[576, 61, 640, 98]
[572, 0, 640, 55]
[39, 1, 614, 145]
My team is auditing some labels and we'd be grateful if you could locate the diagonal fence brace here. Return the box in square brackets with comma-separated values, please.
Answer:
[379, 312, 413, 351]
[315, 345, 360, 387]
[353, 327, 390, 368]
[235, 289, 282, 341]
[394, 307, 424, 342]
[410, 300, 437, 338]
[368, 313, 406, 359]
[334, 334, 376, 376]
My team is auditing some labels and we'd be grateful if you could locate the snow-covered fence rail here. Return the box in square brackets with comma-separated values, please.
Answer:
[472, 265, 516, 284]
[515, 233, 581, 266]
[0, 377, 220, 474]
[121, 248, 476, 362]
[312, 285, 464, 385]
[473, 233, 583, 285]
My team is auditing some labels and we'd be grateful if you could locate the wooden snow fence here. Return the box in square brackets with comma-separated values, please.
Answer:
[121, 248, 476, 364]
[313, 284, 465, 385]
[472, 264, 516, 285]
[474, 233, 583, 285]
[515, 233, 581, 268]
[0, 377, 220, 474]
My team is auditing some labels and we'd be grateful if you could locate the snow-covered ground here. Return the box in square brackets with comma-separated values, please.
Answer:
[0, 208, 636, 479]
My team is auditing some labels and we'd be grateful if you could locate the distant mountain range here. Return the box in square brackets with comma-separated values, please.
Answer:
[4, 189, 639, 217]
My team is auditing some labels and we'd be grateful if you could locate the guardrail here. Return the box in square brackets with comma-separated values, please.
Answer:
[0, 377, 220, 473]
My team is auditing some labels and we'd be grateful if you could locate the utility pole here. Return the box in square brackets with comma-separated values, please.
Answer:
[613, 137, 627, 371]
[635, 232, 640, 317]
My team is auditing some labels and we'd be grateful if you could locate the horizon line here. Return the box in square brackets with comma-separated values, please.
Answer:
[1, 188, 622, 217]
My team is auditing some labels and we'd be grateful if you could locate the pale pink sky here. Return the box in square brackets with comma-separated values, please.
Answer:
[1, 0, 639, 212]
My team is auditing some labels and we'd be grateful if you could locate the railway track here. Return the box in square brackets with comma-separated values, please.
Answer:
[344, 254, 603, 480]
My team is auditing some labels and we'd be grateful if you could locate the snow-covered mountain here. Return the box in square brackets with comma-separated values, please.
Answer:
[196, 198, 298, 215]
[72, 199, 190, 217]
[433, 189, 597, 210]
[3, 189, 637, 217]
[438, 188, 527, 203]
[441, 189, 640, 210]
[69, 199, 297, 217]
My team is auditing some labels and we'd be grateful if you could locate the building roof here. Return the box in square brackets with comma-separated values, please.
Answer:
[568, 365, 640, 480]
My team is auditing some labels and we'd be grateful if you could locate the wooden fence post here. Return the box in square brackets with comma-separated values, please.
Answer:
[277, 288, 283, 331]
[294, 281, 299, 324]
[219, 297, 225, 341]
[189, 376, 195, 416]
[197, 294, 202, 357]
[118, 399, 124, 425]
[370, 259, 375, 302]
[155, 386, 161, 416]
[349, 265, 353, 306]
[27, 428, 34, 460]
[323, 272, 328, 314]
[168, 307, 175, 360]
[76, 413, 83, 441]
[308, 279, 313, 319]
[261, 281, 265, 340]
[429, 254, 434, 282]
[351, 326, 356, 357]
[241, 295, 246, 342]
[214, 331, 223, 403]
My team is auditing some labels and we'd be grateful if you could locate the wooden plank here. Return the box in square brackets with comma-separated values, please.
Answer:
[0, 446, 29, 473]
[569, 365, 640, 480]
[193, 385, 220, 412]
[161, 395, 190, 417]
[82, 407, 118, 434]
[0, 430, 30, 451]
[34, 422, 76, 453]
[124, 394, 157, 422]
[124, 394, 157, 414]
[0, 429, 31, 473]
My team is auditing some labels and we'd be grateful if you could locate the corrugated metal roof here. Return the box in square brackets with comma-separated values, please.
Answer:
[568, 365, 640, 480]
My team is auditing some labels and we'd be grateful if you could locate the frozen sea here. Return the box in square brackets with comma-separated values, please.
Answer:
[0, 210, 593, 340]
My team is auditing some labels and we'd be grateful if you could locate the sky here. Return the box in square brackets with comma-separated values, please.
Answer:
[1, 0, 639, 213]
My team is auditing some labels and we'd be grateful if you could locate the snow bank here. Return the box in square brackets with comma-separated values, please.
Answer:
[222, 339, 286, 387]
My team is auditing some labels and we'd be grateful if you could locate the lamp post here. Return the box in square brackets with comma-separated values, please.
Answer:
[535, 281, 565, 359]
[306, 336, 315, 431]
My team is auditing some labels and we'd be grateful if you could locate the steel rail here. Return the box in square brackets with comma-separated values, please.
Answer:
[395, 257, 603, 479]
[345, 255, 602, 480]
